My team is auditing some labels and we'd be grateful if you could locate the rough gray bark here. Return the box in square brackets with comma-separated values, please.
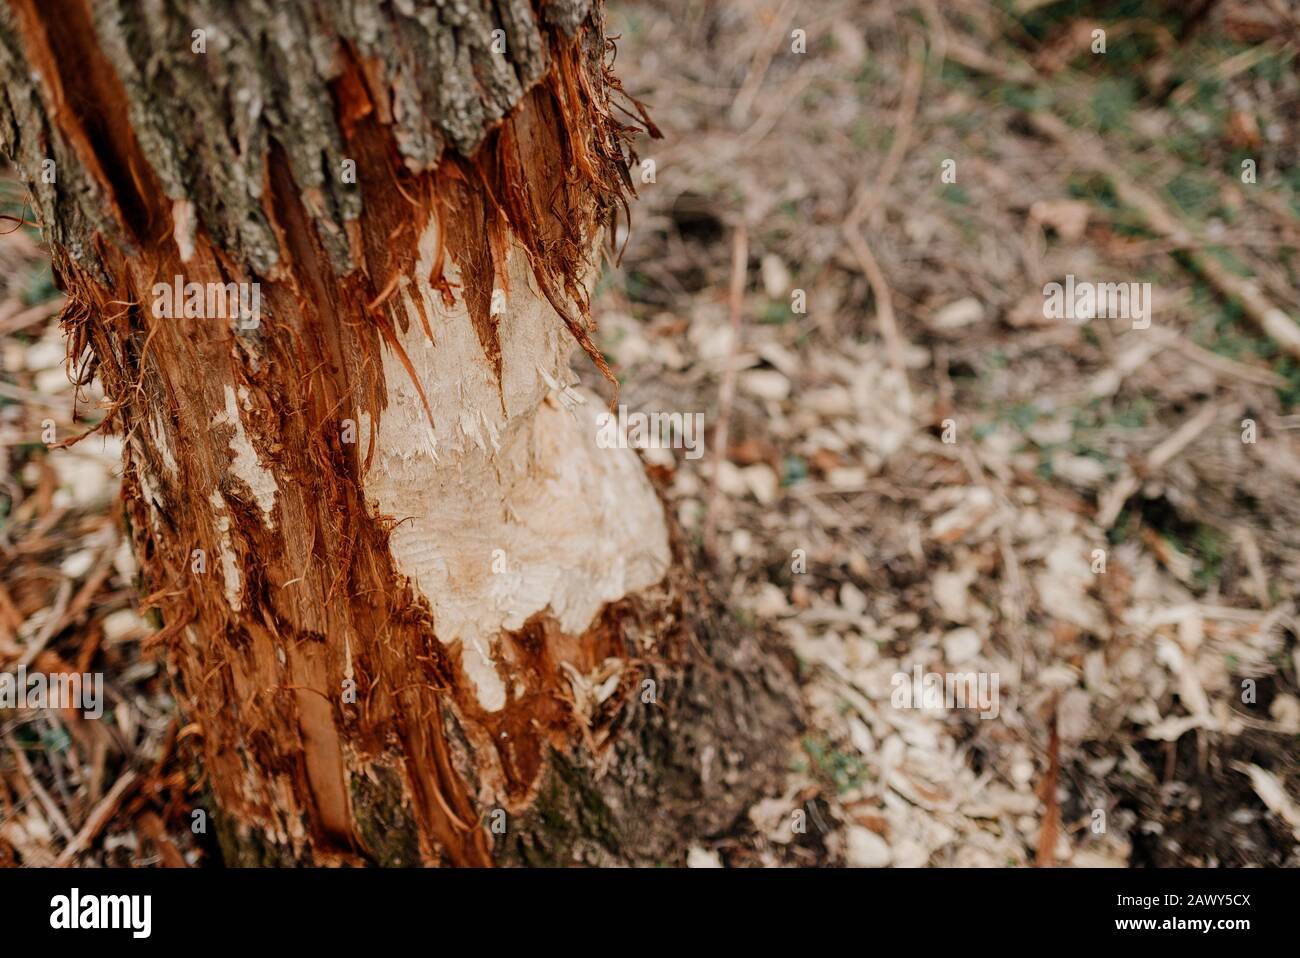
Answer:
[0, 0, 596, 276]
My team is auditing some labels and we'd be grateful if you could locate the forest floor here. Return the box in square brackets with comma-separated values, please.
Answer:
[2, 0, 1299, 866]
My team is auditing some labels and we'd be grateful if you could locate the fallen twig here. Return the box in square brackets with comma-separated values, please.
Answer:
[1035, 697, 1061, 867]
[54, 770, 139, 866]
[840, 32, 925, 400]
[703, 224, 748, 558]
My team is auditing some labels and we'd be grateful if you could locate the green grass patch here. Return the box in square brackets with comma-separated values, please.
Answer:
[802, 734, 871, 794]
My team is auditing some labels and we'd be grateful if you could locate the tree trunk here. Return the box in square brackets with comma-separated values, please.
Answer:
[0, 0, 797, 865]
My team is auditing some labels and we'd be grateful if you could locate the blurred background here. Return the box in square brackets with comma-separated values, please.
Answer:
[2, 0, 1299, 866]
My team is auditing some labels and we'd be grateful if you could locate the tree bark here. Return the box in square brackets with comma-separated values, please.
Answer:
[0, 0, 797, 865]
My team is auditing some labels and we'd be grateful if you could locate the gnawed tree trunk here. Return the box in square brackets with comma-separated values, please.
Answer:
[0, 0, 797, 865]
